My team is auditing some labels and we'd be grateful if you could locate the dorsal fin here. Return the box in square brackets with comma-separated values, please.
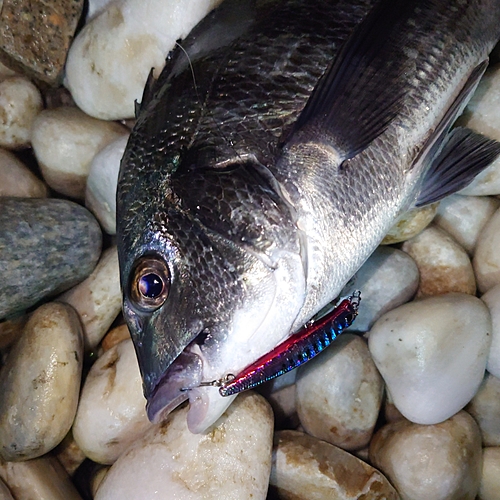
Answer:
[135, 67, 158, 119]
[292, 0, 417, 159]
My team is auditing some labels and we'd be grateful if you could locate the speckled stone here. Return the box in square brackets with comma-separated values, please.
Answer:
[0, 0, 84, 85]
[296, 334, 384, 451]
[369, 412, 482, 500]
[481, 284, 500, 379]
[0, 198, 102, 319]
[270, 430, 399, 500]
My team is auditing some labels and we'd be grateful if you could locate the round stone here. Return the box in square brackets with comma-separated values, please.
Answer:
[369, 411, 482, 500]
[296, 334, 383, 450]
[368, 293, 491, 425]
[481, 284, 500, 379]
[94, 392, 273, 500]
[479, 447, 500, 500]
[0, 302, 83, 461]
[270, 430, 398, 500]
[402, 224, 476, 298]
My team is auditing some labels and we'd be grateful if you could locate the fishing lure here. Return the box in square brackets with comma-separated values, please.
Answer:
[200, 291, 361, 397]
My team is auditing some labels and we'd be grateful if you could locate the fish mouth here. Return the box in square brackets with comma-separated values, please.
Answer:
[146, 350, 203, 424]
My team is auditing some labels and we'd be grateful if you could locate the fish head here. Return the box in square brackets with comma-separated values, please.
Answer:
[118, 164, 306, 432]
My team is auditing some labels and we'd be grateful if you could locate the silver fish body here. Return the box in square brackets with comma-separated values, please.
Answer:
[117, 0, 500, 432]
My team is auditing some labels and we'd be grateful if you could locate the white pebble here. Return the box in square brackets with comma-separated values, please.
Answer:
[481, 284, 500, 378]
[65, 0, 223, 120]
[402, 224, 476, 297]
[368, 293, 491, 425]
[95, 392, 273, 500]
[59, 246, 122, 351]
[342, 246, 419, 331]
[73, 339, 151, 464]
[296, 334, 383, 450]
[474, 207, 500, 293]
[434, 194, 500, 255]
[270, 430, 398, 499]
[0, 303, 83, 461]
[459, 65, 500, 196]
[0, 77, 43, 149]
[466, 373, 500, 446]
[0, 455, 83, 500]
[86, 135, 129, 234]
[479, 447, 500, 500]
[369, 411, 482, 500]
[31, 107, 127, 199]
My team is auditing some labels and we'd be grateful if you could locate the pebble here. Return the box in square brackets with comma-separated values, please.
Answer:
[59, 246, 121, 351]
[101, 324, 131, 352]
[0, 198, 102, 319]
[369, 411, 482, 500]
[433, 194, 500, 255]
[0, 77, 43, 149]
[368, 293, 491, 425]
[94, 392, 273, 500]
[0, 148, 47, 198]
[72, 339, 151, 464]
[65, 0, 224, 120]
[402, 224, 476, 297]
[466, 372, 500, 446]
[31, 107, 128, 199]
[54, 430, 87, 476]
[380, 203, 438, 244]
[0, 0, 84, 85]
[270, 430, 398, 500]
[296, 334, 383, 451]
[479, 447, 500, 500]
[86, 135, 129, 234]
[481, 284, 500, 379]
[473, 206, 500, 293]
[0, 315, 26, 350]
[0, 478, 13, 500]
[458, 65, 500, 196]
[342, 246, 419, 331]
[0, 455, 83, 500]
[0, 302, 83, 461]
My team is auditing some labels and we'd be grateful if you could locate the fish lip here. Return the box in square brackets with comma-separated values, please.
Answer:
[146, 350, 203, 424]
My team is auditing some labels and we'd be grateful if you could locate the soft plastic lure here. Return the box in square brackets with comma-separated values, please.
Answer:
[200, 291, 361, 397]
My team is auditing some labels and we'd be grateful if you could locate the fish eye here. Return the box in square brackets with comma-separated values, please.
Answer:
[130, 256, 170, 310]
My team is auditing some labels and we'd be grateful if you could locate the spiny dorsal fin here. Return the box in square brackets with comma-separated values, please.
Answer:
[135, 67, 157, 119]
[292, 0, 417, 159]
[415, 127, 500, 207]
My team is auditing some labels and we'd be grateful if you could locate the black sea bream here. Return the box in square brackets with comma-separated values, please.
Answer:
[117, 0, 500, 432]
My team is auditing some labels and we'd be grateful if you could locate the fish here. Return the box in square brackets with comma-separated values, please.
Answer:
[117, 0, 500, 433]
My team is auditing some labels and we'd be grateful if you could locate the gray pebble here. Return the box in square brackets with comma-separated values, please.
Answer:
[0, 198, 102, 319]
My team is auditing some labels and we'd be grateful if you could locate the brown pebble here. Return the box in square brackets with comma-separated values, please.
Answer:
[101, 324, 131, 352]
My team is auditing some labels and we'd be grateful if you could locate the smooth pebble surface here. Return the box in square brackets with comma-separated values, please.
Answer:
[296, 334, 383, 451]
[0, 478, 13, 500]
[402, 224, 476, 297]
[474, 206, 500, 293]
[73, 339, 151, 464]
[31, 107, 128, 199]
[0, 303, 83, 461]
[342, 246, 419, 331]
[270, 430, 398, 499]
[94, 393, 274, 500]
[0, 198, 102, 319]
[368, 293, 491, 424]
[369, 411, 482, 500]
[479, 447, 500, 500]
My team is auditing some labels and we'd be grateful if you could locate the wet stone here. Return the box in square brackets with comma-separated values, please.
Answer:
[94, 393, 273, 500]
[369, 412, 482, 500]
[296, 334, 384, 451]
[0, 302, 83, 461]
[0, 0, 84, 85]
[0, 198, 102, 319]
[270, 430, 399, 500]
[342, 246, 419, 332]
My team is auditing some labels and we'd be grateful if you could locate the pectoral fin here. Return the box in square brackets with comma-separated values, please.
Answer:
[415, 127, 500, 207]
